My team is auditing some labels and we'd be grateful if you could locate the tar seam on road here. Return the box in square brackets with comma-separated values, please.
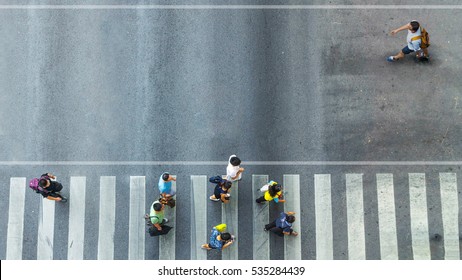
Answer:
[0, 161, 461, 166]
[1, 5, 462, 10]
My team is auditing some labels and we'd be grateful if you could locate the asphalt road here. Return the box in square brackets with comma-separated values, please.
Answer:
[0, 1, 461, 260]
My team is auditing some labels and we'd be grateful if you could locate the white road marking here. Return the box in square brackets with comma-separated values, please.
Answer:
[68, 177, 86, 260]
[346, 174, 366, 260]
[159, 175, 176, 260]
[376, 174, 398, 260]
[409, 173, 431, 260]
[37, 197, 55, 260]
[128, 176, 145, 260]
[284, 174, 301, 260]
[315, 174, 333, 260]
[1, 161, 460, 166]
[97, 176, 116, 260]
[1, 5, 462, 10]
[439, 173, 459, 260]
[6, 178, 26, 260]
[222, 179, 239, 260]
[252, 175, 270, 260]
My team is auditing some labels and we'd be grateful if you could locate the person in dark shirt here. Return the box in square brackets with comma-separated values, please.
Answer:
[38, 173, 67, 202]
[265, 211, 298, 237]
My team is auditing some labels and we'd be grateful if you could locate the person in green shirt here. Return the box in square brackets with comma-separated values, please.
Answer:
[147, 200, 169, 231]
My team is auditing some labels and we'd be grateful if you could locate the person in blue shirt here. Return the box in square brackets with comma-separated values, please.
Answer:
[264, 212, 298, 237]
[201, 227, 234, 251]
[158, 172, 176, 208]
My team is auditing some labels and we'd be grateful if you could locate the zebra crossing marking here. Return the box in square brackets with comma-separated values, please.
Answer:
[252, 175, 270, 260]
[190, 175, 207, 260]
[409, 173, 431, 260]
[128, 176, 145, 260]
[284, 174, 301, 260]
[37, 196, 55, 260]
[68, 176, 86, 260]
[159, 175, 176, 260]
[222, 178, 238, 260]
[439, 173, 460, 260]
[315, 174, 333, 260]
[97, 176, 116, 260]
[346, 174, 366, 260]
[376, 174, 398, 260]
[6, 177, 26, 260]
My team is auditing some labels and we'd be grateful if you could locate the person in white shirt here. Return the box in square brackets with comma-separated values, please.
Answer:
[226, 155, 244, 181]
[387, 20, 426, 62]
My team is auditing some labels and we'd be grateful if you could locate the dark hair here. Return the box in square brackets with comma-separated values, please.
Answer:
[162, 172, 170, 181]
[230, 156, 241, 166]
[153, 202, 163, 211]
[410, 21, 420, 31]
[222, 181, 232, 190]
[268, 183, 282, 197]
[220, 232, 232, 241]
[38, 179, 48, 188]
[287, 215, 295, 223]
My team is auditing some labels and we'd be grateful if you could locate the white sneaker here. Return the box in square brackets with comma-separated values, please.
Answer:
[209, 195, 220, 202]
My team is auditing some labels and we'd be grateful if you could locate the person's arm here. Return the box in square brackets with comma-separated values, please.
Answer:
[46, 196, 61, 201]
[222, 240, 234, 250]
[287, 211, 295, 215]
[390, 23, 411, 35]
[231, 168, 245, 180]
[283, 230, 298, 236]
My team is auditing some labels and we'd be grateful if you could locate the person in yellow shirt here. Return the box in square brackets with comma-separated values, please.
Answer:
[255, 181, 285, 204]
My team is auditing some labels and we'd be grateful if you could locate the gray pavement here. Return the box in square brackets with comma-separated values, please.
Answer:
[0, 2, 461, 260]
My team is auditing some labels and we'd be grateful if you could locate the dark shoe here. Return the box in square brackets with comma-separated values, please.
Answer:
[60, 197, 68, 203]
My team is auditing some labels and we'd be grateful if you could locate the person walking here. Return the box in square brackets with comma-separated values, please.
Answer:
[265, 211, 298, 237]
[30, 173, 67, 202]
[209, 176, 232, 203]
[226, 155, 244, 181]
[145, 200, 172, 236]
[387, 20, 429, 62]
[256, 181, 285, 204]
[201, 226, 235, 251]
[158, 172, 176, 208]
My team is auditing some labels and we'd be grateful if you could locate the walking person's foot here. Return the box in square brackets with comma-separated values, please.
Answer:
[387, 56, 396, 62]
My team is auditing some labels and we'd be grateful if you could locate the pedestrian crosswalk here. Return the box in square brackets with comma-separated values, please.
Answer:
[3, 172, 461, 260]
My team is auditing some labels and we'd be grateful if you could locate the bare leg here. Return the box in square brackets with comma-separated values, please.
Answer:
[393, 50, 405, 60]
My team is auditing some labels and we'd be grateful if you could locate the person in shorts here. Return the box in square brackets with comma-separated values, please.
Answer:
[201, 226, 234, 251]
[387, 20, 428, 62]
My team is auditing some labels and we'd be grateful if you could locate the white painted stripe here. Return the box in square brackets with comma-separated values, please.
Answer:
[409, 173, 431, 260]
[222, 179, 238, 260]
[67, 177, 86, 260]
[191, 176, 207, 260]
[252, 175, 270, 260]
[128, 176, 145, 260]
[37, 197, 55, 260]
[1, 5, 461, 10]
[346, 174, 366, 260]
[376, 174, 398, 260]
[284, 174, 301, 260]
[439, 173, 460, 260]
[315, 174, 333, 260]
[160, 175, 176, 260]
[6, 178, 26, 260]
[97, 176, 116, 260]
[0, 161, 461, 166]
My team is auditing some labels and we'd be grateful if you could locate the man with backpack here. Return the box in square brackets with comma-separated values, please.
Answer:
[29, 173, 67, 202]
[387, 20, 430, 62]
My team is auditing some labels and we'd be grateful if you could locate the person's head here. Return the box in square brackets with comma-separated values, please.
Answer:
[222, 181, 232, 190]
[162, 172, 170, 181]
[287, 215, 295, 223]
[220, 232, 232, 241]
[153, 202, 163, 211]
[269, 183, 282, 197]
[410, 21, 420, 32]
[38, 178, 49, 188]
[230, 156, 241, 166]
